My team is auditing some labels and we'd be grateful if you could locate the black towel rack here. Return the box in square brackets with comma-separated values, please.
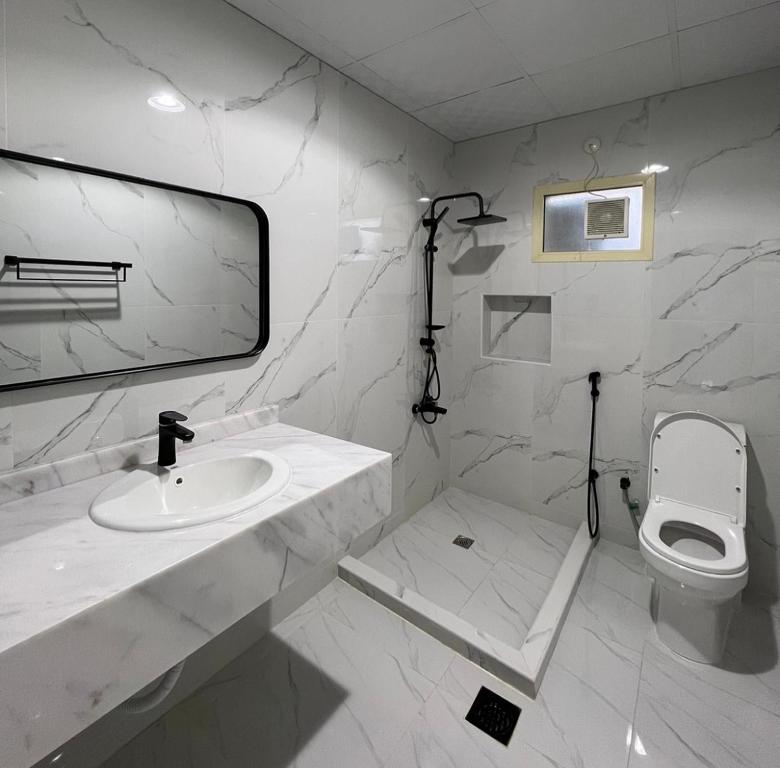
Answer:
[3, 254, 132, 283]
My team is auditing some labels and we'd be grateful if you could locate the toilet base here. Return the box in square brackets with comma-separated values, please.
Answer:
[652, 579, 739, 664]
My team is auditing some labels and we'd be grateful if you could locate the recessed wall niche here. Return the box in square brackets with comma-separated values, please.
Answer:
[481, 295, 551, 364]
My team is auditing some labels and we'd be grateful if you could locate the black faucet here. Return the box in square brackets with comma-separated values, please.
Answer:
[157, 411, 195, 467]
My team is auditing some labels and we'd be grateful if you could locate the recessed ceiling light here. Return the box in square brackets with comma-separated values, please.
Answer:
[417, 196, 431, 203]
[641, 163, 669, 174]
[51, 156, 66, 162]
[147, 93, 186, 113]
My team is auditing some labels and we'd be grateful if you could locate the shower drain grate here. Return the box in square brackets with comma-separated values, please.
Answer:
[465, 686, 521, 746]
[453, 535, 474, 549]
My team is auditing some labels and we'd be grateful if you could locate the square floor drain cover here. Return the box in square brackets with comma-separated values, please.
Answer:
[465, 686, 521, 746]
[453, 535, 474, 549]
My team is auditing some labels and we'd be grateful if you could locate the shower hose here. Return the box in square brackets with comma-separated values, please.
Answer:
[587, 371, 601, 539]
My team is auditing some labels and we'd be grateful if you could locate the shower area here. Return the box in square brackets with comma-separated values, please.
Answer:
[340, 489, 592, 696]
[338, 191, 602, 696]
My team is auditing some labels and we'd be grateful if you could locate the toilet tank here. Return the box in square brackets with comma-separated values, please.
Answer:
[648, 411, 747, 526]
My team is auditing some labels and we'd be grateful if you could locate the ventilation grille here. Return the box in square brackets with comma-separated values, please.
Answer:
[585, 197, 629, 239]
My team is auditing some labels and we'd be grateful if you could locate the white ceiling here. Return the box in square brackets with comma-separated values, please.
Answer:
[229, 0, 780, 141]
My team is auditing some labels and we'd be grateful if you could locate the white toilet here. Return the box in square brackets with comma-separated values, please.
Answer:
[639, 411, 748, 664]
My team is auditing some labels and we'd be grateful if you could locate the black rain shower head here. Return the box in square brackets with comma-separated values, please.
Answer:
[422, 192, 505, 230]
[456, 213, 507, 226]
[413, 189, 505, 425]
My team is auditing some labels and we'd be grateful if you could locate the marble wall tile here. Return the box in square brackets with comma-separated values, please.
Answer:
[119, 368, 227, 441]
[402, 122, 454, 515]
[40, 308, 147, 378]
[0, 155, 263, 385]
[224, 318, 338, 436]
[0, 407, 12, 472]
[0, 0, 452, 532]
[8, 376, 133, 468]
[145, 305, 221, 364]
[222, 27, 340, 326]
[448, 67, 780, 595]
[337, 81, 414, 321]
[0, 325, 41, 385]
[4, 0, 779, 621]
[337, 313, 411, 513]
[5, 0, 228, 190]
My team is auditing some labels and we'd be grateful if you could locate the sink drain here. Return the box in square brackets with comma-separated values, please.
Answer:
[453, 535, 474, 549]
[465, 686, 520, 746]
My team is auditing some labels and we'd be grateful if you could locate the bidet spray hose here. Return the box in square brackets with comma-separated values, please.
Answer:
[587, 371, 601, 539]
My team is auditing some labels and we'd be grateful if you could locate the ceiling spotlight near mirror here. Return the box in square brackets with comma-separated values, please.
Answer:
[147, 92, 186, 113]
[641, 163, 669, 174]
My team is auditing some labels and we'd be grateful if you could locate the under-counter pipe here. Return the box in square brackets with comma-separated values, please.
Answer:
[119, 661, 186, 714]
[620, 476, 641, 535]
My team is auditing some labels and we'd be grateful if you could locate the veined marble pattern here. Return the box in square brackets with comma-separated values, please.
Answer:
[0, 159, 262, 386]
[98, 533, 780, 768]
[1, 418, 391, 768]
[447, 68, 780, 596]
[360, 487, 576, 647]
[0, 0, 454, 529]
[0, 405, 278, 505]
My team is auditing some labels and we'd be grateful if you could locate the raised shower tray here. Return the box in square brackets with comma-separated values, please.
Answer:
[338, 488, 593, 697]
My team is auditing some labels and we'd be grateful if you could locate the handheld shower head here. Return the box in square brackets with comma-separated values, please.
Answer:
[456, 212, 507, 226]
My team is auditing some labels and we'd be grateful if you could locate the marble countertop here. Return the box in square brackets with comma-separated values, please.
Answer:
[0, 420, 391, 768]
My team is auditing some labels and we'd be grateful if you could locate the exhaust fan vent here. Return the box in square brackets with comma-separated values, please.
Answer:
[585, 197, 629, 239]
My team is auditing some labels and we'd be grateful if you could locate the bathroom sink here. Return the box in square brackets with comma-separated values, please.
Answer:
[89, 450, 292, 531]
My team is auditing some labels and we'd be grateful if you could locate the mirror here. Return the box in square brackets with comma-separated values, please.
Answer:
[0, 150, 268, 392]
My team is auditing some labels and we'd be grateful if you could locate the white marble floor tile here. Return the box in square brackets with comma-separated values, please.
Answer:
[723, 595, 780, 703]
[323, 579, 455, 684]
[548, 595, 644, 729]
[389, 648, 632, 768]
[271, 576, 346, 641]
[385, 655, 541, 768]
[629, 637, 780, 768]
[360, 518, 494, 613]
[383, 685, 535, 768]
[409, 487, 524, 562]
[98, 537, 780, 768]
[521, 541, 644, 768]
[569, 539, 653, 654]
[501, 512, 577, 580]
[458, 558, 552, 648]
[103, 609, 434, 768]
[360, 488, 577, 629]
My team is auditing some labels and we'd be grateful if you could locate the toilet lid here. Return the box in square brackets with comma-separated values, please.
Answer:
[649, 411, 747, 525]
[640, 499, 747, 575]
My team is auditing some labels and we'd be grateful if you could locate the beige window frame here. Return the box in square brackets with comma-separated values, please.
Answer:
[532, 172, 655, 263]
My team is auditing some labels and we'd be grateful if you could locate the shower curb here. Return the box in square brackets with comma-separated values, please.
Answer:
[338, 521, 593, 697]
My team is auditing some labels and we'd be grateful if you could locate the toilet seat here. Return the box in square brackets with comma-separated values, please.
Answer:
[639, 411, 749, 663]
[640, 498, 746, 576]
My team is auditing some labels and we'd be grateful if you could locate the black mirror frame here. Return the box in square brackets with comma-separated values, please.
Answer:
[0, 149, 270, 393]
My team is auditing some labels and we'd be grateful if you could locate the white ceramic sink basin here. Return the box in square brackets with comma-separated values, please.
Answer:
[89, 449, 292, 531]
